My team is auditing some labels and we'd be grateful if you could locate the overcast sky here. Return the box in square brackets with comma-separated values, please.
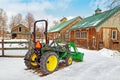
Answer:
[0, 0, 109, 27]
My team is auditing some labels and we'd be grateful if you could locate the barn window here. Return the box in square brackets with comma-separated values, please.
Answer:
[75, 31, 80, 39]
[112, 30, 117, 40]
[80, 32, 87, 39]
[19, 27, 22, 32]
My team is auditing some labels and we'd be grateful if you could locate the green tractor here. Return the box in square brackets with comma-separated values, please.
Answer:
[24, 20, 84, 75]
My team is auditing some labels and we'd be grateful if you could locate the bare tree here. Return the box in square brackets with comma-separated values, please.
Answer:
[9, 13, 23, 29]
[36, 27, 41, 38]
[25, 12, 35, 32]
[111, 0, 120, 7]
[9, 16, 16, 29]
[25, 13, 35, 48]
[0, 8, 7, 39]
[49, 20, 59, 32]
[53, 20, 59, 26]
[15, 13, 23, 25]
[108, 0, 120, 9]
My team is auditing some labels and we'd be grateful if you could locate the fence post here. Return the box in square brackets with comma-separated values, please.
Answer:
[2, 39, 4, 56]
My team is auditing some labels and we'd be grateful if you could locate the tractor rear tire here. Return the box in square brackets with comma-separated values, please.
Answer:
[65, 54, 72, 66]
[24, 49, 39, 69]
[40, 51, 58, 74]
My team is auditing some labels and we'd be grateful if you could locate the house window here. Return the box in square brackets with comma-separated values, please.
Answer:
[112, 30, 117, 40]
[19, 27, 22, 32]
[65, 32, 70, 40]
[75, 31, 80, 39]
[80, 32, 87, 39]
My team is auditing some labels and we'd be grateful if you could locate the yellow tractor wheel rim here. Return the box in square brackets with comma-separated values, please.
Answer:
[30, 53, 37, 66]
[68, 57, 72, 65]
[46, 55, 58, 72]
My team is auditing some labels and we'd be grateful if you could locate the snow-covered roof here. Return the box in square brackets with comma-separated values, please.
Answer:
[48, 16, 81, 32]
[70, 7, 120, 30]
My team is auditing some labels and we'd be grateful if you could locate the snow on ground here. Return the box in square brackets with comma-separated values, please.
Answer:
[4, 50, 27, 56]
[0, 39, 120, 80]
[0, 49, 27, 56]
[0, 48, 120, 80]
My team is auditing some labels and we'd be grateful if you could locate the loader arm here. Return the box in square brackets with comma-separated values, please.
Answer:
[68, 42, 78, 53]
[68, 42, 84, 61]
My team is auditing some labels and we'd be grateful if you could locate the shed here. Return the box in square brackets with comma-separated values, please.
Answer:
[11, 24, 30, 39]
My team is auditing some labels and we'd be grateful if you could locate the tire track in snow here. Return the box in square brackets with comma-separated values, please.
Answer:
[98, 66, 120, 80]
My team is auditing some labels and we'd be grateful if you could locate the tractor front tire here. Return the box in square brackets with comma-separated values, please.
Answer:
[24, 49, 39, 69]
[40, 51, 58, 74]
[65, 54, 72, 66]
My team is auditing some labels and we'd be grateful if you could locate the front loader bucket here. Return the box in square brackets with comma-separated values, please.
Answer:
[68, 42, 84, 61]
[71, 52, 84, 61]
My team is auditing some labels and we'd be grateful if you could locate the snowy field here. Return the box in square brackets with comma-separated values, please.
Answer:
[0, 39, 120, 80]
[0, 48, 120, 80]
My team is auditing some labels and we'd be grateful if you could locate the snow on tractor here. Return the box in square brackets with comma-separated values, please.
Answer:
[24, 20, 84, 75]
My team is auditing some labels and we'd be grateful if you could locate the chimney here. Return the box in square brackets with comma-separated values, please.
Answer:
[60, 17, 67, 23]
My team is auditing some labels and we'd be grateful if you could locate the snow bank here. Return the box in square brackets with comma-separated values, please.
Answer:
[0, 39, 28, 42]
[4, 50, 27, 56]
[77, 48, 120, 58]
[0, 43, 28, 48]
[97, 48, 120, 57]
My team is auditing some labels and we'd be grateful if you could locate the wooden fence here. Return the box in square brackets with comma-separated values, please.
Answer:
[0, 39, 29, 57]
